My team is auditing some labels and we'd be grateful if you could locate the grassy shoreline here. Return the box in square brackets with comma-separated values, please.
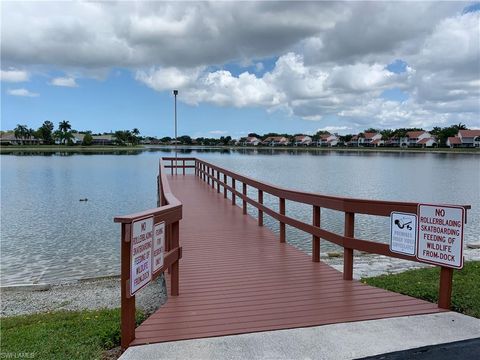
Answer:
[1, 262, 477, 359]
[1, 144, 479, 154]
[363, 261, 480, 318]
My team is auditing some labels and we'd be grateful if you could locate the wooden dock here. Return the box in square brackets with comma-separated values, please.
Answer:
[130, 174, 443, 346]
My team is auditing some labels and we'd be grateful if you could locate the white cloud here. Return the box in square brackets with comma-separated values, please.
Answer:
[0, 69, 29, 82]
[209, 130, 228, 135]
[7, 88, 39, 97]
[1, 2, 479, 130]
[316, 126, 351, 133]
[50, 77, 78, 87]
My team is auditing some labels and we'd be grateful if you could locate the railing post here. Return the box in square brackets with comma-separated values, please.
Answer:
[211, 169, 215, 189]
[258, 190, 263, 226]
[438, 267, 453, 309]
[224, 174, 227, 198]
[182, 159, 185, 176]
[279, 198, 286, 243]
[170, 159, 173, 175]
[207, 167, 210, 185]
[343, 212, 355, 280]
[216, 171, 220, 193]
[202, 164, 206, 182]
[170, 221, 180, 296]
[231, 178, 236, 205]
[242, 183, 247, 214]
[121, 223, 135, 349]
[312, 205, 320, 262]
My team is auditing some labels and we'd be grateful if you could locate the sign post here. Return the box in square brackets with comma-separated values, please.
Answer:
[390, 212, 417, 256]
[130, 217, 154, 295]
[416, 204, 464, 269]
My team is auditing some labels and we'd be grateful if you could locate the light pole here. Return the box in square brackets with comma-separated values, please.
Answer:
[173, 89, 178, 175]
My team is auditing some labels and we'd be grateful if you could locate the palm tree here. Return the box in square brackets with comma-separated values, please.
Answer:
[59, 120, 71, 133]
[14, 124, 28, 145]
[58, 120, 72, 145]
[132, 128, 140, 136]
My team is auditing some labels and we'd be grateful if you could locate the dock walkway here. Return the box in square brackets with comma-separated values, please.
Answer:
[131, 174, 442, 346]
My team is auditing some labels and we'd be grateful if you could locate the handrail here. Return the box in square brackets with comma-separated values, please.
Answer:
[163, 157, 469, 311]
[114, 158, 182, 349]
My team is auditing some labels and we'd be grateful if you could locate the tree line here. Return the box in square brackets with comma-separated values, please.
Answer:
[11, 121, 141, 146]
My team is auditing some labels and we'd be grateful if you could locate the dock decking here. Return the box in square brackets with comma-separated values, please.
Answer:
[131, 174, 443, 346]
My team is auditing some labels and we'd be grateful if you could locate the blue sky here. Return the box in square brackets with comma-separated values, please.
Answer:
[1, 2, 479, 137]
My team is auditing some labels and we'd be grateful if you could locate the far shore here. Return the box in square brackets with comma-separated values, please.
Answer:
[1, 144, 479, 154]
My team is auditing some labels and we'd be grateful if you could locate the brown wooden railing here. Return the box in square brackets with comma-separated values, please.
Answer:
[162, 157, 470, 311]
[114, 158, 183, 349]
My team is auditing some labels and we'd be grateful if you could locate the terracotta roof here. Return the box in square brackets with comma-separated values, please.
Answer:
[350, 135, 358, 141]
[447, 136, 462, 145]
[246, 137, 259, 141]
[459, 130, 480, 138]
[417, 137, 436, 145]
[294, 135, 310, 141]
[371, 139, 383, 145]
[406, 131, 426, 138]
[320, 134, 331, 140]
[363, 132, 379, 139]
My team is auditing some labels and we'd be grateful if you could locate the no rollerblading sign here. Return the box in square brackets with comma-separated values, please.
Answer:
[416, 204, 465, 269]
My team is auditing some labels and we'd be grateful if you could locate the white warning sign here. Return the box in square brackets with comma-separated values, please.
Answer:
[390, 212, 417, 256]
[416, 204, 464, 269]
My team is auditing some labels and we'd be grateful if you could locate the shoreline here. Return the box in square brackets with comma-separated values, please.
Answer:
[2, 249, 478, 317]
[1, 144, 479, 155]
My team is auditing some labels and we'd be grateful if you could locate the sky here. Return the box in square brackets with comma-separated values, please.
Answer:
[1, 1, 479, 138]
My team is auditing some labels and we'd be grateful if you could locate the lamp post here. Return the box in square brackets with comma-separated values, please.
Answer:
[173, 89, 178, 175]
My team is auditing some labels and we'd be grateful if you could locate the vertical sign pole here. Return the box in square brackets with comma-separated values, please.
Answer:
[258, 190, 264, 226]
[438, 267, 454, 309]
[120, 223, 135, 349]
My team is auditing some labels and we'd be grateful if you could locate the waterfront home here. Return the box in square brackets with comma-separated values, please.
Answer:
[293, 135, 312, 146]
[0, 132, 42, 145]
[458, 130, 480, 147]
[347, 132, 382, 147]
[347, 135, 359, 147]
[262, 136, 289, 146]
[242, 136, 261, 146]
[317, 134, 339, 147]
[71, 133, 115, 145]
[403, 131, 433, 147]
[447, 136, 462, 148]
[359, 132, 382, 147]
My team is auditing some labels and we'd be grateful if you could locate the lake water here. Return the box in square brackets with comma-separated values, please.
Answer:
[1, 148, 479, 285]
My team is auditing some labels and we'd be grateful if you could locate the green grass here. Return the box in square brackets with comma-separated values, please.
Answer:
[362, 261, 480, 318]
[0, 308, 145, 360]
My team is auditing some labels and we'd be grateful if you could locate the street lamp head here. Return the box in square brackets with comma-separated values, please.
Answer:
[173, 90, 178, 96]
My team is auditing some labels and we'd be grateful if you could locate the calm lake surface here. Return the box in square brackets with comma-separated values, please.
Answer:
[1, 148, 479, 285]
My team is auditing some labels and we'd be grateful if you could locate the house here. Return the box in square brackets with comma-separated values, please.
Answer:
[359, 132, 382, 147]
[317, 134, 338, 147]
[403, 131, 432, 147]
[446, 136, 462, 148]
[262, 136, 289, 146]
[347, 135, 359, 147]
[242, 136, 261, 146]
[71, 133, 115, 145]
[0, 132, 42, 145]
[416, 137, 437, 148]
[457, 130, 480, 147]
[293, 135, 312, 146]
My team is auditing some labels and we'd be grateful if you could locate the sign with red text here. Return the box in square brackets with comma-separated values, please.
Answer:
[152, 221, 165, 273]
[390, 212, 417, 256]
[130, 216, 154, 295]
[417, 204, 464, 269]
